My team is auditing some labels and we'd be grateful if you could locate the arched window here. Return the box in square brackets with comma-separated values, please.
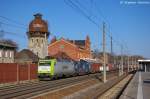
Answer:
[0, 50, 2, 57]
[5, 51, 8, 57]
[10, 51, 12, 58]
[36, 39, 38, 43]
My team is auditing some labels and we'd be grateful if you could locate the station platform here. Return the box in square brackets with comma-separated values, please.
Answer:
[120, 71, 150, 99]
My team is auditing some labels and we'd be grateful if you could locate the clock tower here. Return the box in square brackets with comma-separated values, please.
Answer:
[27, 13, 49, 58]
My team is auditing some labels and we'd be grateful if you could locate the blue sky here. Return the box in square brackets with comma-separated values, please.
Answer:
[0, 0, 150, 58]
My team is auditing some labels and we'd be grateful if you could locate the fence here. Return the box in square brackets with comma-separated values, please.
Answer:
[0, 63, 37, 83]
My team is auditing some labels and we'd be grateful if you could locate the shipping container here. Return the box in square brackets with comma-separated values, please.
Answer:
[91, 62, 101, 73]
[76, 59, 91, 75]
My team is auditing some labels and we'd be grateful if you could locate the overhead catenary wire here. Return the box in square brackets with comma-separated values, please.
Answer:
[0, 15, 27, 38]
[64, 1, 132, 75]
[64, 0, 102, 49]
[64, 0, 127, 52]
[74, 0, 100, 21]
[1, 30, 26, 38]
[0, 15, 56, 44]
[64, 0, 99, 28]
[0, 15, 27, 27]
[0, 21, 26, 30]
[65, 0, 117, 42]
[91, 0, 129, 54]
[0, 15, 28, 38]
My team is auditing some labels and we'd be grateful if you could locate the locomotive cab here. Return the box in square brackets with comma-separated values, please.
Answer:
[38, 59, 55, 79]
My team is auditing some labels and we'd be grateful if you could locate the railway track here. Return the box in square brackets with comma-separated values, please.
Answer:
[0, 73, 100, 91]
[0, 73, 102, 99]
[61, 72, 119, 99]
[0, 81, 42, 91]
[60, 71, 135, 99]
[0, 71, 118, 99]
[24, 72, 118, 99]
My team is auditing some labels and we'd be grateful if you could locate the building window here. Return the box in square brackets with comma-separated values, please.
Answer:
[0, 50, 2, 57]
[10, 51, 12, 58]
[7, 51, 10, 58]
[36, 39, 38, 43]
[5, 51, 8, 57]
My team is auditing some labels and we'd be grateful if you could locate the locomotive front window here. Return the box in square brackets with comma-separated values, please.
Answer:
[39, 62, 51, 66]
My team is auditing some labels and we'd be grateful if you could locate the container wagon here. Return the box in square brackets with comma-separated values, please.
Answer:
[81, 59, 101, 73]
[76, 59, 91, 75]
[90, 62, 101, 73]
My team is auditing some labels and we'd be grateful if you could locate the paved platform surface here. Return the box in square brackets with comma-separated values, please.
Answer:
[120, 72, 150, 99]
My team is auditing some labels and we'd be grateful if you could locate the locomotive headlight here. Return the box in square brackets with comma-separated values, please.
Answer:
[38, 66, 50, 73]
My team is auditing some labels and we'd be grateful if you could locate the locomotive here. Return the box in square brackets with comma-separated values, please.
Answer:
[38, 58, 114, 79]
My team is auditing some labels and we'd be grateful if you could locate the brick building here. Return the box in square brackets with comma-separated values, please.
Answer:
[0, 40, 17, 63]
[15, 49, 38, 63]
[48, 36, 91, 61]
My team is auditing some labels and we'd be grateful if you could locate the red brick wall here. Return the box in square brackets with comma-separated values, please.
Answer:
[48, 39, 78, 60]
[19, 64, 28, 81]
[48, 39, 91, 60]
[0, 63, 17, 83]
[30, 64, 37, 79]
[0, 63, 37, 83]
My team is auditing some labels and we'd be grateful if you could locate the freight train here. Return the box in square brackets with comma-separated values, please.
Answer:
[38, 58, 115, 79]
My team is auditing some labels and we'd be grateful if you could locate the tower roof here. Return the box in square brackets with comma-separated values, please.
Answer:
[29, 13, 49, 33]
